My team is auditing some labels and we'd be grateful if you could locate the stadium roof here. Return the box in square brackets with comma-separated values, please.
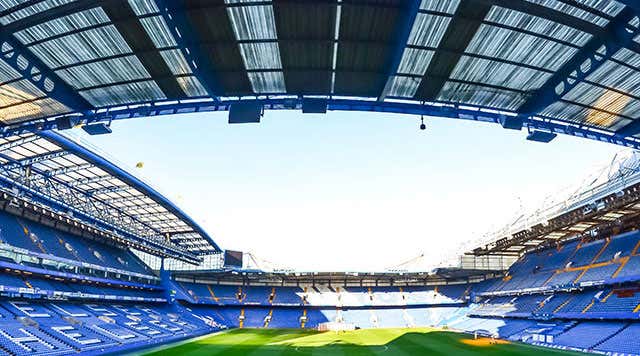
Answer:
[0, 130, 219, 263]
[0, 1, 638, 148]
[469, 149, 640, 258]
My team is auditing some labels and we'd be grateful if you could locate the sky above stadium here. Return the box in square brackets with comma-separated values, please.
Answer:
[78, 110, 622, 272]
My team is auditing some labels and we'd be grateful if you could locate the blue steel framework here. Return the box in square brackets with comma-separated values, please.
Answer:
[0, 1, 636, 146]
[0, 131, 218, 263]
[0, 0, 638, 262]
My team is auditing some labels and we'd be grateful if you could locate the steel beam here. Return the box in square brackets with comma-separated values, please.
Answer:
[0, 27, 93, 114]
[102, 0, 186, 100]
[39, 130, 221, 252]
[519, 7, 639, 115]
[68, 175, 115, 187]
[415, 0, 492, 101]
[155, 0, 223, 100]
[378, 0, 421, 101]
[46, 163, 94, 176]
[0, 135, 40, 151]
[3, 150, 69, 171]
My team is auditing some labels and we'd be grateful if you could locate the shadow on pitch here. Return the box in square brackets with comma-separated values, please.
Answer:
[144, 329, 581, 356]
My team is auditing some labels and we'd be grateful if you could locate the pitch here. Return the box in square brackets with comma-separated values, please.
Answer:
[142, 328, 583, 355]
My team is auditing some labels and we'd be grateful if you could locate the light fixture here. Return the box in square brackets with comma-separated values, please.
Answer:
[419, 116, 426, 131]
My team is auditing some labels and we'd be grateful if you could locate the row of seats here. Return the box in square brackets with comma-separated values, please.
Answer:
[0, 300, 218, 355]
[0, 272, 164, 301]
[481, 230, 640, 292]
[177, 282, 470, 307]
[472, 287, 640, 318]
[0, 212, 151, 277]
[190, 305, 467, 330]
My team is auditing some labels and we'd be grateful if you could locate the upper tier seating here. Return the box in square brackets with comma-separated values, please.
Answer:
[0, 211, 151, 278]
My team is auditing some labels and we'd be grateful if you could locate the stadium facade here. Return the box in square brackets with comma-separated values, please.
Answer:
[0, 0, 637, 355]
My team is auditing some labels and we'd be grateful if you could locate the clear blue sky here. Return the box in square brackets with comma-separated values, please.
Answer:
[79, 110, 622, 271]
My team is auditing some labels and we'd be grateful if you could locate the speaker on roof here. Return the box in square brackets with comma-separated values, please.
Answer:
[302, 98, 328, 114]
[55, 117, 75, 130]
[500, 115, 523, 130]
[229, 102, 262, 124]
[82, 123, 112, 135]
[526, 130, 557, 143]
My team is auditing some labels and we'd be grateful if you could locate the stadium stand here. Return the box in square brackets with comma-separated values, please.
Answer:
[2, 0, 640, 354]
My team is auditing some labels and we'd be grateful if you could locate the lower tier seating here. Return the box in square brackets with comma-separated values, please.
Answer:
[0, 300, 220, 356]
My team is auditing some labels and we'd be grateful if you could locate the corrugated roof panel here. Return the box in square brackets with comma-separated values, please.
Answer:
[247, 71, 286, 93]
[128, 0, 159, 16]
[239, 42, 282, 70]
[541, 101, 630, 130]
[388, 75, 420, 97]
[0, 58, 22, 83]
[466, 24, 579, 71]
[226, 4, 278, 40]
[0, 97, 69, 124]
[55, 56, 151, 89]
[176, 76, 208, 97]
[139, 16, 177, 49]
[79, 80, 165, 107]
[29, 26, 133, 68]
[450, 56, 552, 91]
[612, 48, 640, 68]
[15, 8, 110, 45]
[159, 49, 193, 76]
[439, 81, 526, 110]
[398, 48, 434, 76]
[523, 0, 625, 26]
[487, 7, 592, 45]
[420, 0, 460, 14]
[408, 14, 451, 47]
[0, 79, 46, 102]
[587, 59, 640, 97]
[0, 0, 76, 25]
[562, 82, 640, 124]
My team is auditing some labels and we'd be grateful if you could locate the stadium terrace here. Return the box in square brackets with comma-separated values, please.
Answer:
[0, 0, 637, 356]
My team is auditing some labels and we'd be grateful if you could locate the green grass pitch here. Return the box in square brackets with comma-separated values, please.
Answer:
[142, 328, 585, 355]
